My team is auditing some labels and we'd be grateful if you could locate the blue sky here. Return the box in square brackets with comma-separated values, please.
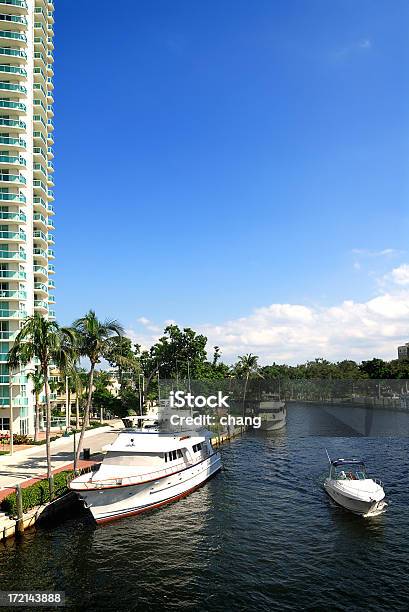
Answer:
[53, 0, 409, 363]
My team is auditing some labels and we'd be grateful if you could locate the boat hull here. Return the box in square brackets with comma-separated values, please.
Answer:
[324, 480, 387, 517]
[75, 453, 222, 524]
[259, 418, 286, 431]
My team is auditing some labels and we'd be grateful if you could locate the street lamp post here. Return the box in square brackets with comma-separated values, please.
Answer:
[65, 375, 70, 430]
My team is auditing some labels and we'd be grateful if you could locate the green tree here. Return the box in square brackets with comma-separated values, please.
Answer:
[105, 336, 140, 392]
[72, 310, 123, 467]
[8, 313, 75, 497]
[360, 358, 391, 379]
[235, 353, 261, 416]
[141, 325, 227, 391]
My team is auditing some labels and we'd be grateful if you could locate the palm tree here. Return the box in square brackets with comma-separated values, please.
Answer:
[8, 313, 76, 498]
[27, 367, 44, 442]
[235, 353, 261, 417]
[72, 310, 123, 467]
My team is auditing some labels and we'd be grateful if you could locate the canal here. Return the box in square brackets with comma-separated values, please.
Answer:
[1, 403, 409, 611]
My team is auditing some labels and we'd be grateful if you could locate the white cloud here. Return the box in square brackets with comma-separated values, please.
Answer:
[334, 38, 372, 59]
[351, 248, 401, 257]
[127, 265, 409, 365]
[391, 264, 409, 286]
[198, 292, 409, 364]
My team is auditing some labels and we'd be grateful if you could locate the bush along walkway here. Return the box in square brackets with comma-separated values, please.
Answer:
[0, 460, 101, 541]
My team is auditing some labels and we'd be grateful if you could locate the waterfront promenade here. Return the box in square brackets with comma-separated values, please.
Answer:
[0, 421, 122, 497]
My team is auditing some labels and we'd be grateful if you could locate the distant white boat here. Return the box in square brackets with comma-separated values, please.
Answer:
[258, 399, 286, 431]
[70, 428, 221, 524]
[324, 456, 387, 517]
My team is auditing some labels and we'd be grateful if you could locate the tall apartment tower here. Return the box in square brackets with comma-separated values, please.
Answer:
[0, 0, 55, 436]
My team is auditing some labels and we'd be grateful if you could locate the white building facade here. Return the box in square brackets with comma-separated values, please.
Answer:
[0, 0, 55, 436]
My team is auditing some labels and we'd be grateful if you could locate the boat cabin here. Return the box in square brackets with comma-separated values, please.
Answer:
[329, 459, 368, 481]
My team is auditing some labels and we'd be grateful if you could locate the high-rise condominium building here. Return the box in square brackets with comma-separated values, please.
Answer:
[0, 0, 55, 436]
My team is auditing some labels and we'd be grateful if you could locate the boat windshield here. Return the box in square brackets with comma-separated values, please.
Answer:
[331, 463, 367, 481]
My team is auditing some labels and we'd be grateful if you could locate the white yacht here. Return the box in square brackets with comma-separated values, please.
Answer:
[258, 399, 286, 431]
[324, 457, 387, 517]
[70, 428, 221, 524]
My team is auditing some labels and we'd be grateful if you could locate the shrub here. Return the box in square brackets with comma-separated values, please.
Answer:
[0, 470, 73, 516]
[0, 434, 31, 445]
[13, 434, 30, 445]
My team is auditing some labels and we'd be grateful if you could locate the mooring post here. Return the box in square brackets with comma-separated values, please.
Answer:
[15, 483, 24, 535]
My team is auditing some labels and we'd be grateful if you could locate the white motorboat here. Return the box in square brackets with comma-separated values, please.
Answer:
[70, 428, 221, 524]
[258, 399, 286, 431]
[324, 456, 387, 517]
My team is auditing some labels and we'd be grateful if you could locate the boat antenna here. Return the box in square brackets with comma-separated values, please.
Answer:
[187, 359, 192, 416]
[325, 448, 332, 463]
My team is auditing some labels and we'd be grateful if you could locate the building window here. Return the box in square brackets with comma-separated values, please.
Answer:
[0, 417, 10, 431]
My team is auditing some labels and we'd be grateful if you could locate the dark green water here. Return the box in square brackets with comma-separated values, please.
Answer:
[1, 403, 409, 611]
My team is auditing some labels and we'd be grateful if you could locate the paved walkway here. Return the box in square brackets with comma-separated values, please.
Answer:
[0, 421, 122, 494]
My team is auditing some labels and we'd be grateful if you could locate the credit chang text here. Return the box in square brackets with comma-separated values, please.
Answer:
[169, 414, 261, 429]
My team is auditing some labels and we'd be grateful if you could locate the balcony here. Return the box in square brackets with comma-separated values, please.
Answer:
[33, 264, 47, 278]
[0, 192, 26, 203]
[33, 179, 47, 193]
[47, 203, 54, 214]
[0, 0, 28, 10]
[0, 230, 26, 241]
[0, 249, 26, 260]
[0, 30, 26, 44]
[0, 14, 27, 27]
[14, 397, 29, 406]
[0, 154, 26, 166]
[48, 294, 55, 303]
[33, 230, 47, 242]
[0, 47, 26, 60]
[47, 233, 54, 244]
[0, 172, 26, 185]
[34, 299, 48, 310]
[48, 248, 54, 259]
[49, 309, 55, 318]
[33, 195, 47, 210]
[33, 247, 47, 260]
[34, 146, 47, 160]
[0, 100, 26, 114]
[0, 64, 27, 78]
[48, 279, 55, 289]
[0, 330, 17, 340]
[0, 117, 26, 131]
[0, 136, 26, 149]
[34, 282, 48, 293]
[48, 264, 55, 274]
[0, 82, 27, 95]
[0, 269, 26, 279]
[0, 309, 27, 319]
[33, 212, 47, 226]
[0, 289, 26, 299]
[0, 211, 26, 222]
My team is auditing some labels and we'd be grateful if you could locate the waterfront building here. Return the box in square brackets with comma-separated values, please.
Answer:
[398, 343, 409, 361]
[0, 0, 55, 436]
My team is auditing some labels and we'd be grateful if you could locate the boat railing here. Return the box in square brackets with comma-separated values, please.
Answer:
[75, 452, 212, 490]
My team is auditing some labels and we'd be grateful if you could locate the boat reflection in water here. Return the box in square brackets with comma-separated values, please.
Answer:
[70, 403, 222, 524]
